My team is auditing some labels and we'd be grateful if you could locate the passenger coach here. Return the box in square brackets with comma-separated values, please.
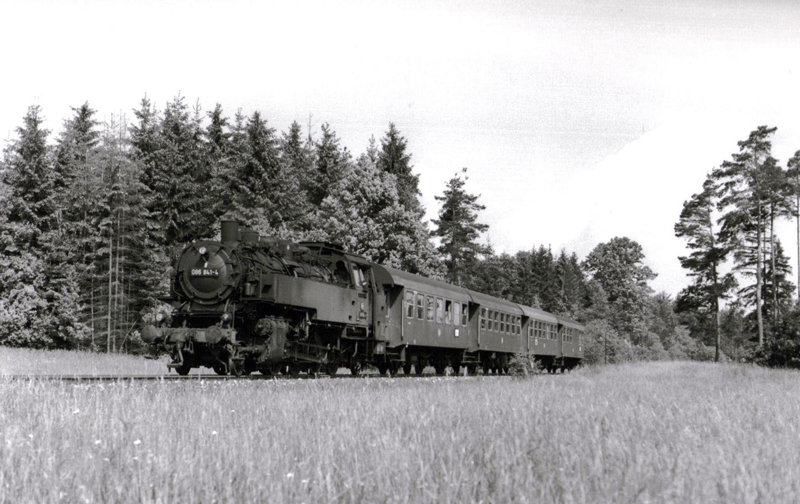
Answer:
[375, 264, 584, 374]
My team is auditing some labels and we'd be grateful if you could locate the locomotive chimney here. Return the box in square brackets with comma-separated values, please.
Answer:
[221, 219, 240, 243]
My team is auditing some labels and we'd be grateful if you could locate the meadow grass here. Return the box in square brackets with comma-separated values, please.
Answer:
[0, 347, 210, 376]
[1, 359, 799, 503]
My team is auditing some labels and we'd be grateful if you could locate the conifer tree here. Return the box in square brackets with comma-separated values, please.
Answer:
[786, 150, 800, 300]
[675, 176, 736, 361]
[432, 168, 489, 286]
[0, 105, 88, 348]
[315, 136, 441, 276]
[377, 123, 420, 214]
[713, 126, 779, 346]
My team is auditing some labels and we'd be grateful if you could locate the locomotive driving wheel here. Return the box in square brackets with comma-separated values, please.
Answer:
[174, 361, 191, 376]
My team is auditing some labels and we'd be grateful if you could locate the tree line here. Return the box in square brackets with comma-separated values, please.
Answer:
[675, 125, 800, 366]
[1, 96, 781, 366]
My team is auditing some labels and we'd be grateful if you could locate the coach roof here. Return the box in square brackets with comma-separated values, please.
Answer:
[467, 290, 524, 316]
[378, 266, 472, 302]
[517, 304, 559, 324]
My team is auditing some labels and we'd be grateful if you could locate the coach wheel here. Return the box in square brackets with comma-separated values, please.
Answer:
[434, 364, 446, 376]
[326, 363, 339, 376]
[377, 363, 389, 376]
[288, 363, 300, 376]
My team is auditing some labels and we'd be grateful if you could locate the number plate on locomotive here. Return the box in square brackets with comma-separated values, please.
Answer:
[191, 268, 219, 277]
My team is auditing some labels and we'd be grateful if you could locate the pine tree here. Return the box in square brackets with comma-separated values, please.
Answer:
[432, 168, 490, 286]
[129, 96, 170, 317]
[281, 121, 315, 233]
[713, 126, 779, 346]
[0, 105, 88, 348]
[675, 176, 736, 361]
[315, 136, 441, 276]
[205, 103, 234, 222]
[786, 150, 800, 300]
[377, 123, 421, 214]
[53, 103, 102, 348]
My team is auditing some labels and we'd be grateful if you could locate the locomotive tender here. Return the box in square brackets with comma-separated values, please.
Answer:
[142, 218, 584, 376]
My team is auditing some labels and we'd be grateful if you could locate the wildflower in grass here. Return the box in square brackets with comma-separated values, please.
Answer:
[133, 439, 141, 445]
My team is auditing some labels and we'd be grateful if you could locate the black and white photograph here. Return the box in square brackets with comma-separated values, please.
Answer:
[1, 0, 799, 502]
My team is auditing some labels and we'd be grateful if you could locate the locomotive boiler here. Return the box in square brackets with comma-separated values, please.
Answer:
[143, 218, 585, 376]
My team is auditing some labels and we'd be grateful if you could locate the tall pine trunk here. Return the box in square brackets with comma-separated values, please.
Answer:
[107, 227, 114, 353]
[756, 203, 764, 347]
[770, 205, 777, 322]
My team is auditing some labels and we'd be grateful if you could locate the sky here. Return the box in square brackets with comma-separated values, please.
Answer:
[1, 0, 799, 295]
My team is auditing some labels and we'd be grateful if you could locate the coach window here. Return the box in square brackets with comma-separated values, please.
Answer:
[426, 296, 434, 322]
[416, 293, 424, 319]
[461, 304, 469, 326]
[436, 298, 444, 323]
[499, 313, 504, 333]
[445, 300, 453, 325]
[493, 311, 499, 332]
[480, 308, 487, 330]
[405, 291, 414, 319]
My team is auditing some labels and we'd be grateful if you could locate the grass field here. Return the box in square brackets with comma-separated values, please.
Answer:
[1, 352, 799, 503]
[0, 347, 177, 376]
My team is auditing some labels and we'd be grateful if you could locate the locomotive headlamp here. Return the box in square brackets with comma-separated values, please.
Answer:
[222, 313, 230, 322]
[198, 246, 208, 256]
[156, 313, 164, 322]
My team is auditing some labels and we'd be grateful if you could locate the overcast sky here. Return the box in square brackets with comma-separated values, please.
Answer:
[2, 0, 799, 295]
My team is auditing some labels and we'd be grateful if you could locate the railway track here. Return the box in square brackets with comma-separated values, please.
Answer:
[0, 368, 540, 381]
[0, 373, 374, 382]
[1, 372, 509, 382]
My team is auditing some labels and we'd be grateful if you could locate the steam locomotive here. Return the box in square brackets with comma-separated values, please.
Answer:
[142, 219, 584, 376]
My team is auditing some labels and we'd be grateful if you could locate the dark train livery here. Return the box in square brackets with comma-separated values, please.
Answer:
[142, 219, 584, 376]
